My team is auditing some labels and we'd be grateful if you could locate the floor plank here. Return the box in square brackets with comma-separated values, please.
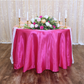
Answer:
[0, 44, 84, 84]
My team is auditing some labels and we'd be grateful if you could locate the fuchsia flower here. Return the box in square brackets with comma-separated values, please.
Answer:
[33, 22, 36, 25]
[40, 26, 44, 30]
[48, 21, 50, 23]
[53, 25, 56, 28]
[39, 16, 43, 18]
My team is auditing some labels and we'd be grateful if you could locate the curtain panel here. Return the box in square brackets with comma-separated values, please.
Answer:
[0, 0, 84, 44]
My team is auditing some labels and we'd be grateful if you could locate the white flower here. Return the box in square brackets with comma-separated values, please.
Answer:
[57, 24, 60, 27]
[30, 24, 34, 28]
[31, 18, 35, 23]
[49, 24, 52, 27]
[54, 18, 57, 21]
[35, 24, 38, 28]
[46, 22, 50, 26]
[44, 15, 48, 19]
[37, 18, 41, 22]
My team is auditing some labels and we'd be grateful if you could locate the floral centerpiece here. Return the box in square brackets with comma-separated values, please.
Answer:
[24, 15, 59, 30]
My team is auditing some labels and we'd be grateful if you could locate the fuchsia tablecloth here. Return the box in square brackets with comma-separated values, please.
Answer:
[13, 29, 72, 73]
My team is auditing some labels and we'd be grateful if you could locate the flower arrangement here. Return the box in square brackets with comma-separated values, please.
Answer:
[24, 15, 59, 30]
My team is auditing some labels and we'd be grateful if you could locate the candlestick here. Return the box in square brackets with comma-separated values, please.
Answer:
[59, 21, 60, 24]
[18, 18, 21, 28]
[64, 18, 67, 28]
[27, 20, 28, 26]
[58, 21, 60, 28]
[19, 9, 20, 18]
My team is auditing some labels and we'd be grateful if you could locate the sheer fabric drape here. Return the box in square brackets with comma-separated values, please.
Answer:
[0, 0, 84, 44]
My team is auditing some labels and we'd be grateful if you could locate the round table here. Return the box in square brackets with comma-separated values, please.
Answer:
[10, 27, 73, 73]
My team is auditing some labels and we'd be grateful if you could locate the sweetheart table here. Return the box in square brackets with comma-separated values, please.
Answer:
[10, 26, 74, 73]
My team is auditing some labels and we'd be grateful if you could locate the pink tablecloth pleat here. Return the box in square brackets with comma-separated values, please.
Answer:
[13, 29, 72, 73]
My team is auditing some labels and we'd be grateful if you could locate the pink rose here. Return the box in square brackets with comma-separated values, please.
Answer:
[33, 22, 36, 25]
[53, 25, 56, 28]
[49, 24, 52, 27]
[48, 21, 50, 23]
[39, 16, 43, 18]
[40, 26, 44, 30]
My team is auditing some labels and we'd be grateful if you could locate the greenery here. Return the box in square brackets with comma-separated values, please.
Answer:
[24, 15, 59, 30]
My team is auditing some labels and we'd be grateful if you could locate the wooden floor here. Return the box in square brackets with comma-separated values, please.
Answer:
[0, 44, 84, 84]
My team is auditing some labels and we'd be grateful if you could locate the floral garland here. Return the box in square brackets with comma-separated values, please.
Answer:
[24, 15, 59, 30]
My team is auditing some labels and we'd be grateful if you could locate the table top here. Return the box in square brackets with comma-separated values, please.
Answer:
[13, 25, 71, 35]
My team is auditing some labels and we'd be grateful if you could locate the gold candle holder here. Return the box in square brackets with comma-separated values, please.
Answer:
[58, 21, 60, 28]
[59, 21, 60, 24]
[18, 18, 21, 28]
[64, 18, 67, 28]
[27, 20, 28, 26]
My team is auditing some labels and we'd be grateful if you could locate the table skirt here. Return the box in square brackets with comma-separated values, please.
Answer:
[11, 28, 72, 73]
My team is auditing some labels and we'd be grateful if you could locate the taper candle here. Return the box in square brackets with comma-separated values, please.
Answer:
[65, 10, 67, 18]
[27, 12, 29, 21]
[19, 9, 20, 18]
[59, 12, 60, 21]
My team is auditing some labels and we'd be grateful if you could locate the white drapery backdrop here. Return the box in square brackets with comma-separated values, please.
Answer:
[0, 0, 84, 44]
